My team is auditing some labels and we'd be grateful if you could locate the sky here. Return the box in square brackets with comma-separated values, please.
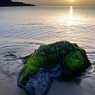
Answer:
[13, 0, 95, 5]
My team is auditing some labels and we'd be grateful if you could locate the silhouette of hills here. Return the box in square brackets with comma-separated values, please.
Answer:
[0, 0, 35, 6]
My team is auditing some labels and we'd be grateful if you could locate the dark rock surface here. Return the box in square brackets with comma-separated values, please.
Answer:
[48, 64, 62, 80]
[25, 69, 52, 95]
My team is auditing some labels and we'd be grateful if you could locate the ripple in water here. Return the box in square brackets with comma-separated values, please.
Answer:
[0, 6, 95, 95]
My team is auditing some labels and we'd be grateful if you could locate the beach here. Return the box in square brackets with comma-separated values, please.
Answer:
[0, 6, 95, 95]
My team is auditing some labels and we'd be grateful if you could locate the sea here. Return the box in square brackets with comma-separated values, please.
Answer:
[0, 6, 95, 95]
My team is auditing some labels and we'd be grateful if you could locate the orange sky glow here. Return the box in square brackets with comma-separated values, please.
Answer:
[14, 0, 95, 5]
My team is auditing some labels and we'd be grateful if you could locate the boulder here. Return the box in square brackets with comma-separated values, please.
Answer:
[17, 41, 91, 95]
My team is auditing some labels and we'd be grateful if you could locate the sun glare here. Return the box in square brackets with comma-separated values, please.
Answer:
[55, 6, 82, 26]
[70, 0, 75, 2]
[67, 0, 76, 4]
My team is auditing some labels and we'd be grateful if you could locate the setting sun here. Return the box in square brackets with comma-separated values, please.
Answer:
[70, 0, 75, 2]
[64, 0, 76, 5]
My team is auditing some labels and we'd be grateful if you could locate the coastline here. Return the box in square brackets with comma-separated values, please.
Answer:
[0, 1, 35, 7]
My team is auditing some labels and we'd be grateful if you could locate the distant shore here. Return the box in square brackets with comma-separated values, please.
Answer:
[0, 4, 35, 7]
[0, 1, 35, 7]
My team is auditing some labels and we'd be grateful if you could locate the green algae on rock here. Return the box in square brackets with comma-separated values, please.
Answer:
[62, 45, 91, 78]
[18, 41, 91, 95]
[18, 55, 44, 86]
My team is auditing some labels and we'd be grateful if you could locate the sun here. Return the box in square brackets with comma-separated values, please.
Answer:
[64, 0, 76, 4]
[70, 0, 75, 2]
[65, 0, 75, 4]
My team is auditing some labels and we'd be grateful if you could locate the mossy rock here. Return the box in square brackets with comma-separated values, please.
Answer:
[18, 55, 44, 86]
[18, 41, 91, 88]
[61, 46, 91, 79]
[64, 51, 84, 70]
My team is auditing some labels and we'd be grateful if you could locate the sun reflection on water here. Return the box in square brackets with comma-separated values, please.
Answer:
[56, 6, 82, 26]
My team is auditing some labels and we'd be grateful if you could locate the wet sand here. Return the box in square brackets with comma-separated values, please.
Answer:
[0, 73, 27, 95]
[0, 69, 95, 95]
[48, 76, 95, 95]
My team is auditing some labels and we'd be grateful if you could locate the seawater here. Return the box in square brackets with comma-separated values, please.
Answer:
[0, 6, 95, 95]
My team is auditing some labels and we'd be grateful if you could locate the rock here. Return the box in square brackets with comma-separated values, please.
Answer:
[25, 69, 52, 95]
[17, 41, 91, 95]
[48, 64, 62, 80]
[17, 55, 44, 87]
[62, 43, 91, 78]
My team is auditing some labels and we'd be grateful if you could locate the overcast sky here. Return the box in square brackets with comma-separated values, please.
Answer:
[13, 0, 95, 5]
